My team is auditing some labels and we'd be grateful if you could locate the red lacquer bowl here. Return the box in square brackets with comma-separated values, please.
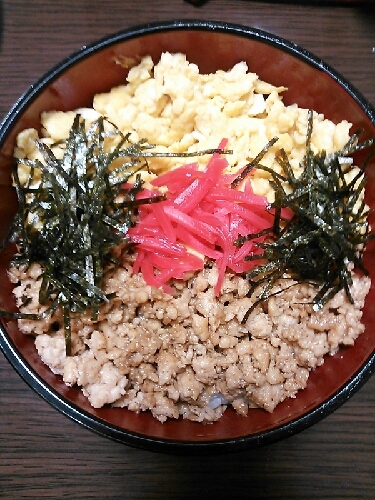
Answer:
[0, 20, 374, 454]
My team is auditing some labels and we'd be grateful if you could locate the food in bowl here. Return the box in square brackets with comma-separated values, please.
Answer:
[4, 52, 373, 423]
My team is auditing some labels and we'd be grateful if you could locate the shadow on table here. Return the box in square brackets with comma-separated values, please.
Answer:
[0, 1, 3, 49]
[185, 0, 374, 5]
[133, 432, 365, 499]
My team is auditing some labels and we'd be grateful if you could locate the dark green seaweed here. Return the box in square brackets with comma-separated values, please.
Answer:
[234, 110, 375, 322]
[1, 115, 229, 354]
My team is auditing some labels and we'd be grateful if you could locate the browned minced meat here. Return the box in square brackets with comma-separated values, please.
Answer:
[9, 259, 370, 423]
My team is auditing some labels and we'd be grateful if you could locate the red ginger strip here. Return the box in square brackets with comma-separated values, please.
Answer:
[127, 141, 272, 295]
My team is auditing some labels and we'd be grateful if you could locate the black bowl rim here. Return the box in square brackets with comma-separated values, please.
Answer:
[0, 19, 375, 455]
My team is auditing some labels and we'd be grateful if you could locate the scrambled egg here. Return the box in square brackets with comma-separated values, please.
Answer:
[15, 52, 352, 199]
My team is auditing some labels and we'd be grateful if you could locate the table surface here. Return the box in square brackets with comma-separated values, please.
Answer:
[0, 1, 374, 498]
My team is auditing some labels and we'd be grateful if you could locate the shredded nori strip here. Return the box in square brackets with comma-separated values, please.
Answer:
[234, 110, 375, 322]
[0, 115, 230, 354]
[2, 109, 373, 348]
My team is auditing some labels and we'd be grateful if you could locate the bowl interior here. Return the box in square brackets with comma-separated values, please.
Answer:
[1, 22, 375, 452]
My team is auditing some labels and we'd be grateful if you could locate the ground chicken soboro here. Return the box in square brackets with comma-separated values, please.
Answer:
[11, 53, 371, 422]
[9, 259, 370, 422]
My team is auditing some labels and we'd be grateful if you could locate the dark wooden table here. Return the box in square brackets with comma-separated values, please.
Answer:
[0, 1, 374, 498]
